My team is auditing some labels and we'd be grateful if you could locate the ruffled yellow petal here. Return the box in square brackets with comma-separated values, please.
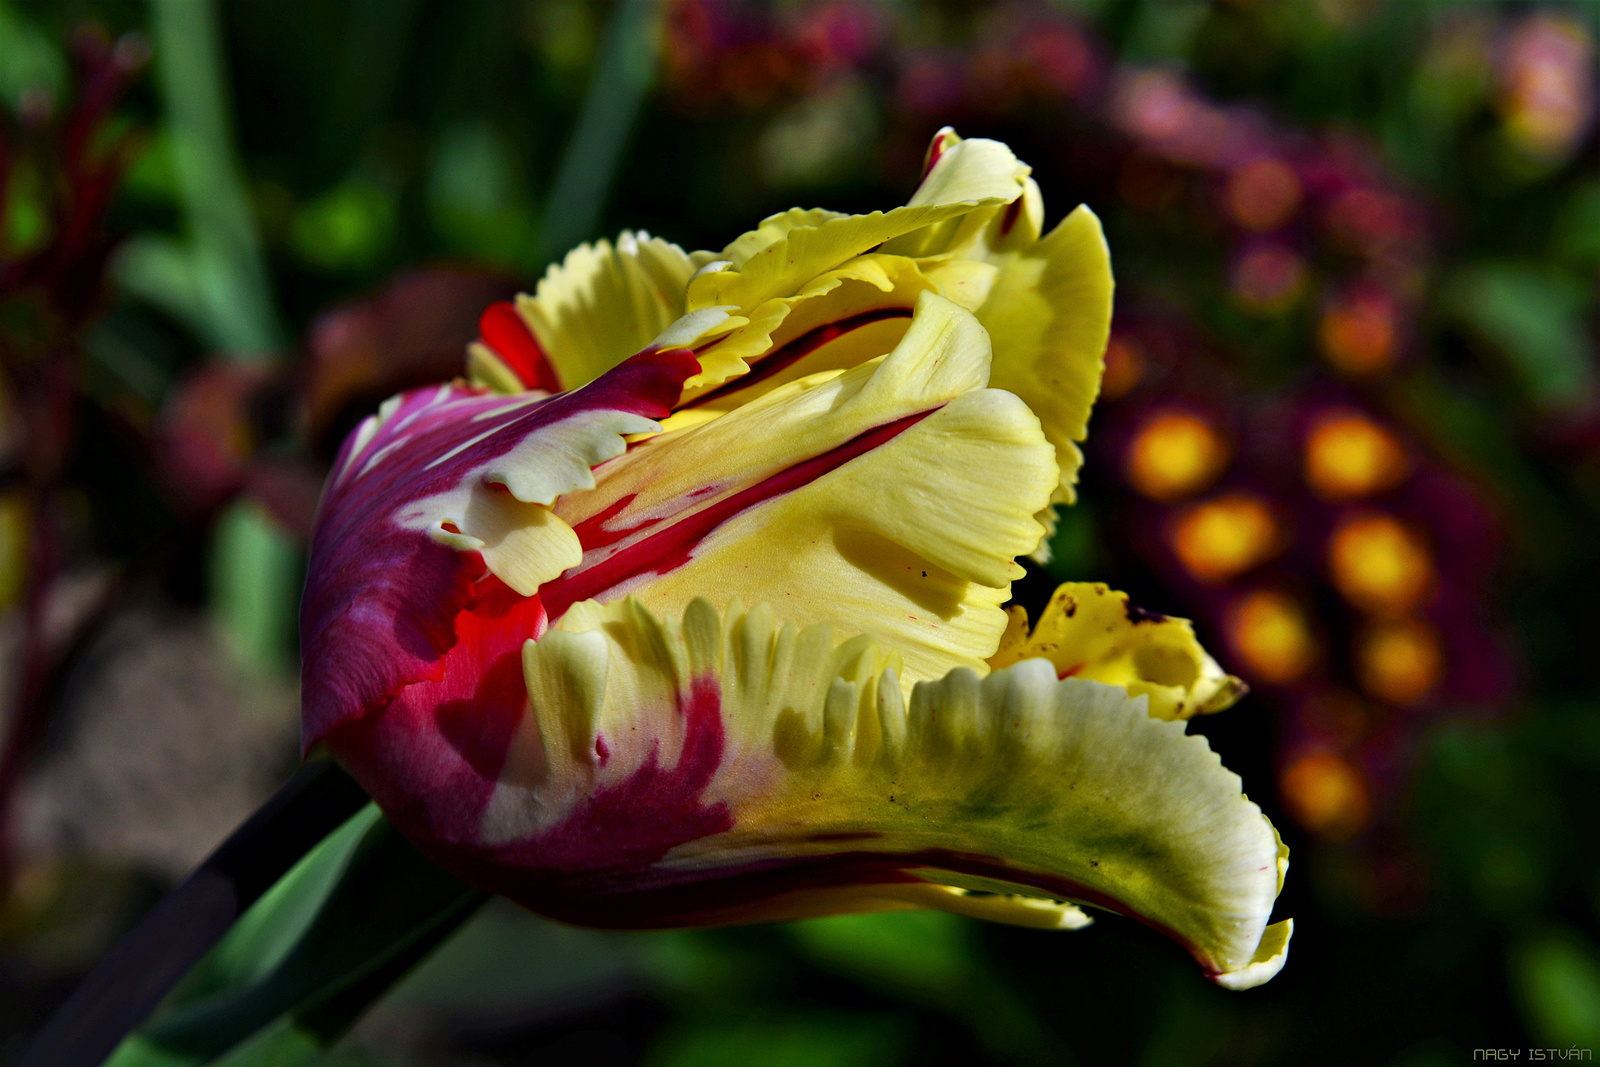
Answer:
[976, 205, 1115, 502]
[485, 596, 1288, 986]
[699, 135, 1026, 310]
[682, 137, 1029, 390]
[988, 582, 1247, 720]
[548, 292, 1057, 685]
[722, 207, 850, 266]
[433, 487, 581, 597]
[515, 231, 715, 390]
[883, 136, 1043, 261]
[674, 252, 932, 414]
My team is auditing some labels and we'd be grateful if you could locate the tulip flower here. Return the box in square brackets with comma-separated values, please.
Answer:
[300, 129, 1291, 990]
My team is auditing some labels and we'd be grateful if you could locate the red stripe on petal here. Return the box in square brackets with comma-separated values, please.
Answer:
[999, 197, 1023, 237]
[433, 653, 528, 783]
[688, 307, 914, 408]
[919, 127, 956, 184]
[569, 492, 650, 550]
[479, 301, 562, 392]
[542, 410, 933, 620]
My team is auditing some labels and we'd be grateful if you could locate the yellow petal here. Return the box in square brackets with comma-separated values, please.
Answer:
[1213, 919, 1294, 991]
[977, 205, 1115, 502]
[919, 256, 1000, 313]
[517, 231, 707, 390]
[722, 207, 850, 266]
[482, 596, 1288, 986]
[548, 292, 1057, 686]
[684, 137, 1029, 367]
[675, 253, 933, 413]
[883, 135, 1043, 261]
[907, 133, 1032, 210]
[432, 487, 581, 598]
[988, 582, 1247, 720]
[465, 341, 533, 395]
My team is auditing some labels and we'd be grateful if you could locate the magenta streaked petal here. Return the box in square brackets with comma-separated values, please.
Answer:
[328, 594, 1288, 990]
[300, 344, 700, 749]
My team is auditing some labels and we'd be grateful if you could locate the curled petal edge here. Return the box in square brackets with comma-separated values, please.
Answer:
[384, 596, 1294, 987]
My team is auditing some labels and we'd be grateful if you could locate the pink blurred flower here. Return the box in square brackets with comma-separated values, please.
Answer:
[1496, 12, 1596, 160]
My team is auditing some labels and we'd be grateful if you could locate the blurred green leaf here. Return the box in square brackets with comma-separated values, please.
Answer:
[290, 179, 397, 274]
[535, 0, 660, 265]
[151, 0, 285, 356]
[112, 235, 210, 337]
[645, 1013, 909, 1067]
[124, 128, 182, 203]
[1, 161, 49, 257]
[1122, 0, 1210, 62]
[0, 0, 65, 110]
[789, 912, 1055, 1064]
[1441, 262, 1597, 411]
[640, 928, 777, 1000]
[209, 502, 303, 675]
[1511, 929, 1600, 1051]
[1553, 180, 1600, 268]
[1138, 971, 1236, 1067]
[790, 911, 970, 999]
[427, 120, 536, 265]
[1046, 501, 1102, 584]
[530, 0, 603, 79]
[317, 0, 424, 178]
[1417, 725, 1563, 920]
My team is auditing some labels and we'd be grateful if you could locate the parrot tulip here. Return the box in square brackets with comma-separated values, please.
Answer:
[300, 129, 1291, 990]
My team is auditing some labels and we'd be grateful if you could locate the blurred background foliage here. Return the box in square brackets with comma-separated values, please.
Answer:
[1, 0, 1598, 1063]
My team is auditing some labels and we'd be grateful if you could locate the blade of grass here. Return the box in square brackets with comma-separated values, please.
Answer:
[148, 0, 284, 357]
[535, 0, 661, 267]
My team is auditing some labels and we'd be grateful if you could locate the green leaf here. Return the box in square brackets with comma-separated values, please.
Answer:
[788, 913, 1055, 1064]
[645, 1013, 910, 1067]
[290, 180, 398, 274]
[0, 0, 67, 109]
[208, 502, 304, 676]
[149, 0, 286, 355]
[106, 810, 485, 1067]
[166, 806, 383, 1008]
[1511, 929, 1600, 1050]
[1441, 262, 1597, 411]
[535, 0, 660, 266]
[1553, 180, 1600, 268]
[790, 911, 971, 998]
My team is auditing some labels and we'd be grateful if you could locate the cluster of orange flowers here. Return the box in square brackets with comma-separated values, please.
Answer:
[1093, 326, 1514, 850]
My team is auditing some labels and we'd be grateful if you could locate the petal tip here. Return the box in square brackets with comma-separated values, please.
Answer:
[1212, 918, 1294, 991]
